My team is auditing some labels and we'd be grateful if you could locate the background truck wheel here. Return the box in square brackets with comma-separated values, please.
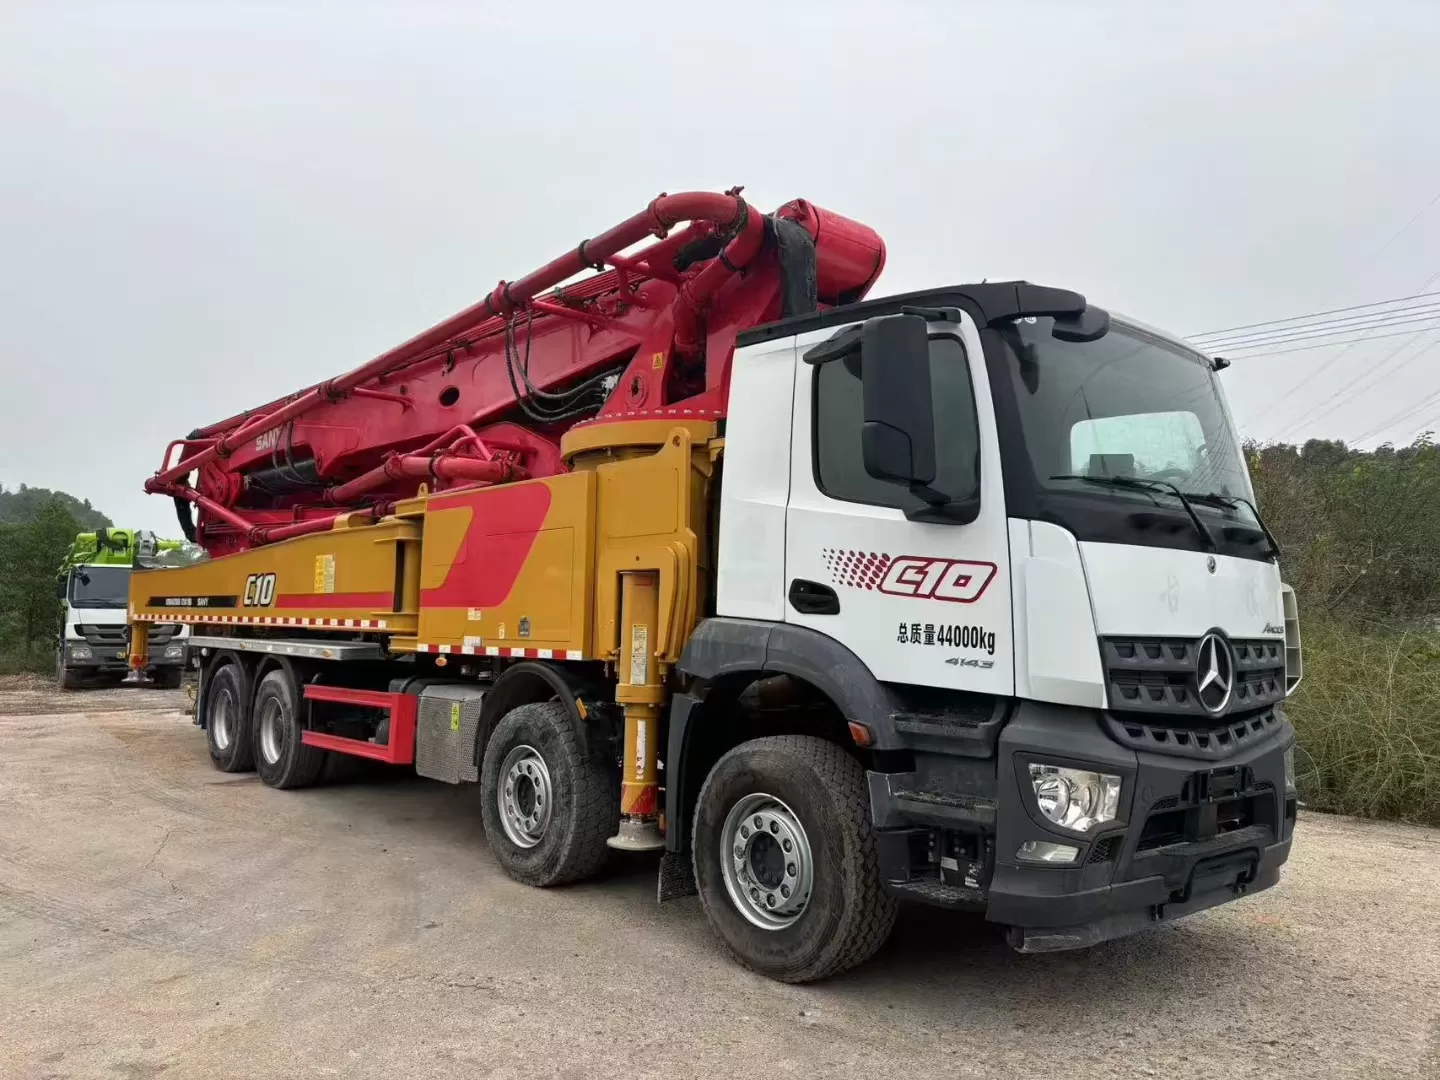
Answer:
[155, 668, 184, 690]
[55, 654, 83, 691]
[479, 701, 619, 887]
[692, 735, 898, 983]
[204, 661, 255, 773]
[252, 668, 326, 789]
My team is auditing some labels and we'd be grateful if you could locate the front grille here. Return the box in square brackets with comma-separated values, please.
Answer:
[78, 624, 179, 647]
[1101, 635, 1286, 719]
[1104, 707, 1283, 761]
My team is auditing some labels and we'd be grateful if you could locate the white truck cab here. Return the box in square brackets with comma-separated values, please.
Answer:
[57, 530, 190, 689]
[682, 282, 1301, 951]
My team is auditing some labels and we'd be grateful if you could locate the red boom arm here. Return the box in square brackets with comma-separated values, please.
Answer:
[148, 189, 884, 556]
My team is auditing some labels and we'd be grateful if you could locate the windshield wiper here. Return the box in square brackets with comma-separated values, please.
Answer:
[1187, 491, 1282, 560]
[1049, 474, 1217, 553]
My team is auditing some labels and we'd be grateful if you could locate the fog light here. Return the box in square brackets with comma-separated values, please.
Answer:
[69, 646, 93, 660]
[164, 645, 184, 659]
[1283, 746, 1296, 792]
[1028, 764, 1122, 832]
[1017, 841, 1080, 865]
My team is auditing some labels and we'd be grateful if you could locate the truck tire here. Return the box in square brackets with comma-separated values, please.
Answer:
[56, 654, 83, 691]
[204, 661, 254, 773]
[252, 668, 326, 790]
[479, 701, 618, 887]
[155, 668, 184, 690]
[692, 735, 898, 983]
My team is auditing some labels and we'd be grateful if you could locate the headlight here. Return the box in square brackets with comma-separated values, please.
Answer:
[1283, 746, 1296, 792]
[164, 645, 185, 659]
[1028, 764, 1122, 832]
[69, 646, 93, 660]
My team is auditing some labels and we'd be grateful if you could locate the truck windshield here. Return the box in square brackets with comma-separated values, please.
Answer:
[990, 315, 1268, 558]
[69, 565, 131, 608]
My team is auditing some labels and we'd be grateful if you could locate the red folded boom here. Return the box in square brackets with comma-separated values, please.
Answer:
[147, 189, 885, 557]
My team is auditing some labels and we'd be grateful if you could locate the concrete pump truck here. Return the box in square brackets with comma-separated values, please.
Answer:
[126, 189, 1302, 982]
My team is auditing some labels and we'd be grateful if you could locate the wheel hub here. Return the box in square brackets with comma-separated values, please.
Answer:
[498, 745, 553, 849]
[211, 687, 233, 751]
[720, 793, 814, 930]
[258, 697, 284, 764]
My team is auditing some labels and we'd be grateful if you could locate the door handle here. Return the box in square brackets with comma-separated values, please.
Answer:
[788, 578, 840, 615]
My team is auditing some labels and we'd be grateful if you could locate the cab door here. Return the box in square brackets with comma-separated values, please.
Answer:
[783, 312, 1014, 694]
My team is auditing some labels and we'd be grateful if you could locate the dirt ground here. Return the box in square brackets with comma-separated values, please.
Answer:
[1, 683, 1438, 1080]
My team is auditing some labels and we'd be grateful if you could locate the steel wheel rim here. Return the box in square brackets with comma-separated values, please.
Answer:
[211, 686, 233, 751]
[720, 792, 814, 931]
[498, 744, 553, 849]
[258, 697, 284, 764]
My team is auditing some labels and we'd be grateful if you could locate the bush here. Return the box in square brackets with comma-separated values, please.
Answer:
[0, 643, 56, 677]
[1286, 620, 1440, 826]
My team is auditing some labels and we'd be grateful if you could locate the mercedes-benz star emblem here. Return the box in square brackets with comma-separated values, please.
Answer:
[1195, 632, 1234, 715]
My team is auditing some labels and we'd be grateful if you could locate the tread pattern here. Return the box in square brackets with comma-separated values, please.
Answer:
[482, 702, 618, 887]
[694, 734, 898, 982]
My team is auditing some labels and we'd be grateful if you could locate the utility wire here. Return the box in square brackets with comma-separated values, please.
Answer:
[1272, 333, 1440, 441]
[1241, 269, 1440, 432]
[1206, 326, 1440, 360]
[1194, 301, 1440, 350]
[1207, 309, 1440, 353]
[1350, 383, 1440, 444]
[1314, 185, 1440, 306]
[1188, 291, 1440, 342]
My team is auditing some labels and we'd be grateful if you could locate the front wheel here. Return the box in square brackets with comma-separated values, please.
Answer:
[56, 653, 83, 691]
[693, 735, 898, 983]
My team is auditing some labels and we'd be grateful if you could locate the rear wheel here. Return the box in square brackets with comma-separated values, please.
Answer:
[252, 667, 326, 790]
[479, 701, 618, 886]
[154, 668, 184, 690]
[204, 661, 254, 773]
[693, 735, 897, 983]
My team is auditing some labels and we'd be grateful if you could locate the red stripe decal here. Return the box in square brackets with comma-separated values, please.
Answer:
[274, 591, 394, 610]
[421, 483, 552, 609]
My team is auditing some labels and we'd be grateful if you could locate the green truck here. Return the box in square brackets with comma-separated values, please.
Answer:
[56, 528, 193, 688]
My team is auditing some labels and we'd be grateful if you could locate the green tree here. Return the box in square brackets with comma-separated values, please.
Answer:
[0, 483, 112, 530]
[0, 497, 81, 667]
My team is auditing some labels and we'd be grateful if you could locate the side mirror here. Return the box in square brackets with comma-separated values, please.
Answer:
[55, 580, 67, 600]
[859, 314, 945, 503]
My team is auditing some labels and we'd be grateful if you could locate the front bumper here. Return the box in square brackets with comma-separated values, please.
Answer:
[62, 642, 187, 671]
[869, 700, 1297, 951]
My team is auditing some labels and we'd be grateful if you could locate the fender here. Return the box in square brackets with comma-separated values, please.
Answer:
[664, 617, 902, 858]
[676, 617, 901, 741]
[473, 661, 616, 768]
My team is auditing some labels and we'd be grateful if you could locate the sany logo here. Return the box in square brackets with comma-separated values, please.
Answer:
[878, 557, 996, 604]
[255, 428, 282, 453]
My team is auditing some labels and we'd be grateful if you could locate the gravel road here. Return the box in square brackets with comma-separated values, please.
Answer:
[1, 681, 1437, 1079]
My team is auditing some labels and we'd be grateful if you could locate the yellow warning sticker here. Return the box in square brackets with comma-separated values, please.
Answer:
[449, 701, 461, 732]
[652, 351, 664, 369]
[314, 554, 336, 594]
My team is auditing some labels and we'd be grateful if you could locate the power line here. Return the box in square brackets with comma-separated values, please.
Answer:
[1244, 268, 1440, 431]
[1272, 333, 1440, 441]
[1195, 301, 1440, 350]
[1350, 383, 1440, 444]
[1187, 290, 1440, 341]
[1216, 325, 1440, 360]
[1206, 308, 1440, 353]
[1315, 185, 1440, 306]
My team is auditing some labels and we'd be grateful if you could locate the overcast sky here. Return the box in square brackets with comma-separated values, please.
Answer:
[3, 0, 1439, 532]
